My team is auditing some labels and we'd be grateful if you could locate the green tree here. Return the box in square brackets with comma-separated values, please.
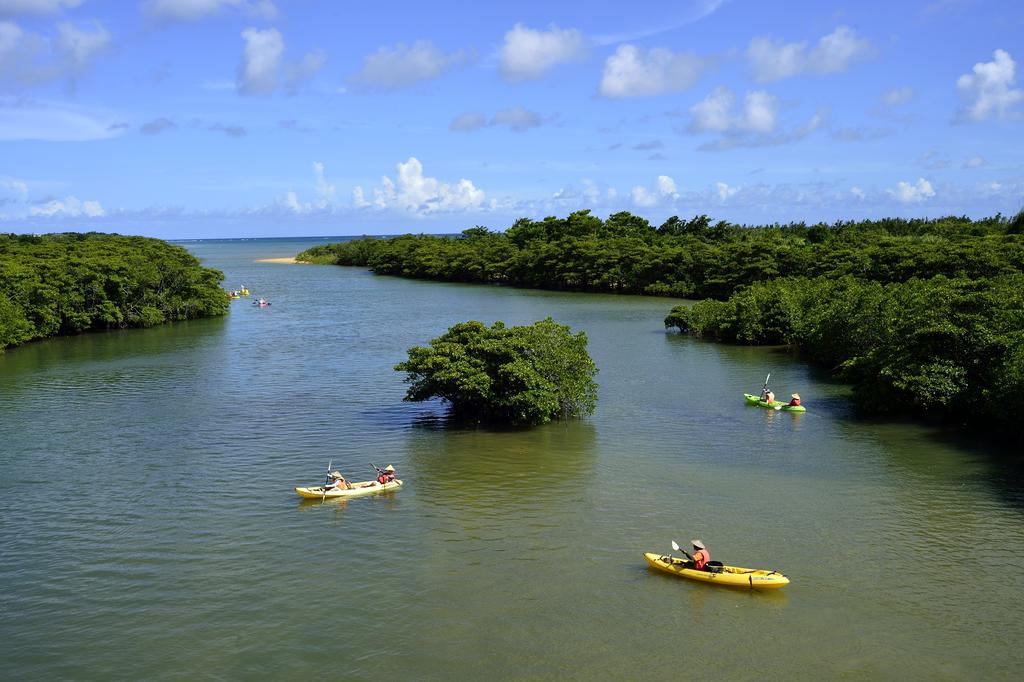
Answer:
[395, 318, 599, 426]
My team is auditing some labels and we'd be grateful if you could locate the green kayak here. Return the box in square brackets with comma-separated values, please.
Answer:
[744, 393, 806, 412]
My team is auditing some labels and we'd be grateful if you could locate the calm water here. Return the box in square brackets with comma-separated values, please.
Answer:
[2, 238, 1023, 680]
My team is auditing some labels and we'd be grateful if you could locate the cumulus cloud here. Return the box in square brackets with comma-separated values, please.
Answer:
[29, 195, 104, 217]
[235, 26, 322, 95]
[747, 26, 873, 83]
[237, 27, 282, 94]
[716, 181, 738, 201]
[0, 19, 109, 86]
[688, 86, 777, 133]
[850, 186, 866, 199]
[353, 157, 486, 215]
[956, 49, 1023, 121]
[599, 44, 710, 98]
[631, 174, 679, 207]
[962, 155, 987, 169]
[348, 40, 470, 90]
[143, 0, 277, 23]
[889, 178, 935, 203]
[140, 117, 176, 134]
[283, 161, 336, 214]
[284, 48, 325, 92]
[499, 23, 586, 81]
[687, 88, 826, 151]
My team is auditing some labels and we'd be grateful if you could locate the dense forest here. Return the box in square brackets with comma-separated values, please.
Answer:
[300, 210, 1024, 439]
[297, 210, 1024, 299]
[0, 233, 229, 352]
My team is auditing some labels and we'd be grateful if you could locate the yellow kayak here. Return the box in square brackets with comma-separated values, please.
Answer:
[295, 479, 403, 499]
[643, 552, 790, 589]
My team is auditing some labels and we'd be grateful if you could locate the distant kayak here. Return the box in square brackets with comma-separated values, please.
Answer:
[643, 552, 790, 589]
[295, 479, 402, 499]
[743, 393, 806, 412]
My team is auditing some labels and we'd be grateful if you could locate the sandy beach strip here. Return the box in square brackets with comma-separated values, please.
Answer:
[255, 257, 301, 264]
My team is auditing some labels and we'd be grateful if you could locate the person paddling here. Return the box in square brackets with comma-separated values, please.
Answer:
[787, 393, 801, 407]
[324, 471, 351, 491]
[690, 540, 711, 571]
[376, 464, 396, 485]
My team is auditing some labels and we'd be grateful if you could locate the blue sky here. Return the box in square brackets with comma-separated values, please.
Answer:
[1, 0, 1022, 238]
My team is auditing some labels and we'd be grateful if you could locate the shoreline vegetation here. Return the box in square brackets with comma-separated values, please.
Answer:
[297, 209, 1024, 441]
[1, 233, 229, 353]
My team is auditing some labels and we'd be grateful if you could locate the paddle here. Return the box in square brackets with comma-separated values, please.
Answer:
[321, 459, 332, 502]
[671, 540, 694, 564]
[370, 462, 387, 486]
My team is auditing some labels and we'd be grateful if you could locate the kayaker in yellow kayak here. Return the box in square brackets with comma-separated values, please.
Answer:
[689, 540, 711, 570]
[324, 471, 352, 491]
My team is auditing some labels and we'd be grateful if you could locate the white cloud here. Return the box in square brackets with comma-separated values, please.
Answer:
[285, 49, 325, 92]
[881, 86, 914, 106]
[0, 0, 81, 16]
[889, 178, 935, 203]
[657, 175, 678, 198]
[54, 21, 109, 75]
[688, 89, 826, 151]
[1, 176, 28, 194]
[0, 19, 109, 86]
[499, 23, 586, 81]
[630, 185, 657, 207]
[748, 26, 873, 83]
[282, 161, 336, 214]
[962, 155, 987, 168]
[688, 86, 777, 134]
[716, 181, 738, 201]
[30, 195, 104, 217]
[631, 174, 679, 207]
[348, 40, 469, 90]
[599, 44, 710, 98]
[956, 49, 1023, 121]
[850, 186, 866, 199]
[143, 0, 277, 23]
[237, 27, 282, 94]
[354, 157, 486, 215]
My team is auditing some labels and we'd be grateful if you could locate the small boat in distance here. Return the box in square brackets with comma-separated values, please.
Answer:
[253, 298, 270, 307]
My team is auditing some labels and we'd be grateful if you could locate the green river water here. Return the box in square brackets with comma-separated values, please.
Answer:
[1, 237, 1022, 680]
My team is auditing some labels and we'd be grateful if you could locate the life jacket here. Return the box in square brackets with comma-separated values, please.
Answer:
[377, 474, 388, 484]
[693, 548, 710, 571]
[789, 398, 801, 406]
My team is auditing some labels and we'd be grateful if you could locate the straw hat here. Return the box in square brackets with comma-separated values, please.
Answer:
[691, 540, 705, 550]
[384, 464, 395, 472]
[791, 393, 800, 399]
[329, 471, 343, 479]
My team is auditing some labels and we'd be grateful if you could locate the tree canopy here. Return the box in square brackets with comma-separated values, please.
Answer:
[395, 318, 598, 426]
[297, 209, 1024, 300]
[0, 232, 228, 352]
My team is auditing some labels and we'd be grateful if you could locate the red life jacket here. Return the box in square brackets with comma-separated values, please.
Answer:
[789, 398, 801, 406]
[693, 549, 710, 570]
[377, 474, 387, 484]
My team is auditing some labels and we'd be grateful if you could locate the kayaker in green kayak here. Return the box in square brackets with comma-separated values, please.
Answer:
[787, 393, 801, 408]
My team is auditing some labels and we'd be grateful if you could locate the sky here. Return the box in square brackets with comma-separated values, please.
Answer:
[0, 0, 1022, 238]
